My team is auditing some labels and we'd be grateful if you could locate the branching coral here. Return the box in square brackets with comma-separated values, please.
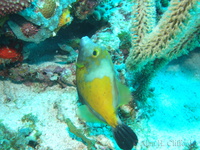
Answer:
[127, 0, 200, 72]
[131, 0, 156, 47]
[126, 0, 200, 101]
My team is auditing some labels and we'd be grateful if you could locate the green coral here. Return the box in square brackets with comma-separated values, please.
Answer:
[184, 141, 199, 150]
[65, 118, 96, 149]
[0, 122, 28, 150]
[21, 113, 42, 139]
[0, 114, 41, 149]
[118, 31, 132, 51]
[0, 17, 8, 27]
[160, 0, 169, 7]
[21, 113, 38, 127]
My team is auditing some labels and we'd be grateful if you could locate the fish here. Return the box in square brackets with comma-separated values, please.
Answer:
[76, 36, 138, 150]
[0, 46, 23, 62]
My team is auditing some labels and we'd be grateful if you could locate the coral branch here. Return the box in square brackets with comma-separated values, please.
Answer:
[125, 0, 200, 102]
[131, 0, 156, 47]
[126, 0, 200, 72]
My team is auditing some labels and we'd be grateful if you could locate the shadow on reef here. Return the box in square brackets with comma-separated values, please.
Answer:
[22, 14, 108, 64]
[58, 14, 108, 39]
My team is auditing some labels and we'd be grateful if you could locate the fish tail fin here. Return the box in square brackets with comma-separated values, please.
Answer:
[113, 123, 138, 150]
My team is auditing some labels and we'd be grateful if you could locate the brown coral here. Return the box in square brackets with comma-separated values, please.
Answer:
[0, 0, 32, 17]
[126, 0, 200, 72]
[9, 14, 40, 37]
[73, 0, 99, 20]
[37, 0, 57, 18]
[125, 0, 200, 102]
[20, 22, 40, 37]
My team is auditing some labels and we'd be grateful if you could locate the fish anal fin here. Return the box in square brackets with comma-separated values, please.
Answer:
[77, 105, 104, 123]
[117, 81, 132, 107]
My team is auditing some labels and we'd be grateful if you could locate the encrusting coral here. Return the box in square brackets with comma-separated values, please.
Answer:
[65, 118, 96, 149]
[2, 0, 76, 43]
[125, 0, 200, 101]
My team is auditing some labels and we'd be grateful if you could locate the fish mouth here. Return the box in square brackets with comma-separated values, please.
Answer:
[80, 36, 93, 49]
[79, 36, 96, 58]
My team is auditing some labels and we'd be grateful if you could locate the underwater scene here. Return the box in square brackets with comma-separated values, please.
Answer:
[0, 0, 200, 149]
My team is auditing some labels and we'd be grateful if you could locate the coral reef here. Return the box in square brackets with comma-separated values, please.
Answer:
[0, 0, 33, 17]
[65, 118, 96, 149]
[0, 46, 23, 63]
[125, 0, 200, 101]
[184, 141, 199, 150]
[0, 17, 8, 28]
[73, 0, 100, 20]
[37, 0, 57, 19]
[0, 122, 28, 149]
[9, 14, 40, 38]
[0, 63, 76, 87]
[56, 43, 78, 63]
[0, 42, 24, 65]
[0, 117, 41, 149]
[58, 9, 72, 28]
[0, 0, 75, 43]
[0, 0, 200, 149]
[20, 22, 40, 37]
[127, 0, 200, 72]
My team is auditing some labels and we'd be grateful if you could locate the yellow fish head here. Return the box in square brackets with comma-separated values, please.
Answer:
[77, 36, 111, 70]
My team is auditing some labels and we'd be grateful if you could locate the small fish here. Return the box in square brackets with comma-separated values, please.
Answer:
[76, 36, 138, 150]
[0, 46, 23, 62]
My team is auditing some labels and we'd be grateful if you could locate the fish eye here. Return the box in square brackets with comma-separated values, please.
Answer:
[92, 48, 100, 57]
[93, 50, 97, 56]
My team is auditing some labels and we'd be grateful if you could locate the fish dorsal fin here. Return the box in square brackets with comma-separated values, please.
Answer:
[116, 80, 132, 108]
[77, 105, 104, 123]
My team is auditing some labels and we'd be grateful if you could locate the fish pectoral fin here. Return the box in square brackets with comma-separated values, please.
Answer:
[76, 63, 84, 68]
[117, 80, 132, 108]
[77, 105, 104, 123]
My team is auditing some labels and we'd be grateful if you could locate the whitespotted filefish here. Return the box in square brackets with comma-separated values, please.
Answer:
[76, 36, 138, 150]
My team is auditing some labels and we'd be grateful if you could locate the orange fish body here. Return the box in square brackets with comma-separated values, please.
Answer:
[0, 46, 23, 62]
